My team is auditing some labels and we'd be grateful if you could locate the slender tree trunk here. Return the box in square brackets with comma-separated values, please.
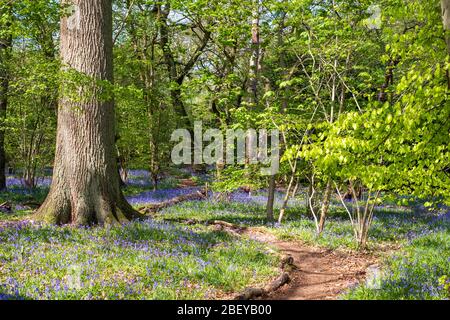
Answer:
[274, 10, 292, 223]
[318, 179, 332, 234]
[442, 0, 450, 54]
[306, 172, 315, 216]
[158, 3, 210, 128]
[248, 0, 261, 106]
[36, 0, 140, 225]
[151, 172, 158, 191]
[0, 9, 12, 191]
[158, 4, 188, 125]
[0, 42, 10, 191]
[265, 9, 289, 221]
[266, 175, 276, 221]
[441, 0, 450, 87]
[278, 176, 298, 223]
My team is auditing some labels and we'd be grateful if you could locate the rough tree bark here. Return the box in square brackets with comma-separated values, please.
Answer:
[35, 0, 141, 225]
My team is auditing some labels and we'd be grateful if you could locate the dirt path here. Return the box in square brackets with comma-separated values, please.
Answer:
[244, 228, 377, 300]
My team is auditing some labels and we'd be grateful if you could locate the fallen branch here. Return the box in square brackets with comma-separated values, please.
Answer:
[210, 220, 247, 237]
[178, 178, 198, 188]
[22, 201, 41, 208]
[160, 217, 247, 237]
[212, 220, 246, 231]
[139, 189, 207, 214]
[233, 273, 291, 300]
[0, 202, 12, 213]
[160, 218, 246, 230]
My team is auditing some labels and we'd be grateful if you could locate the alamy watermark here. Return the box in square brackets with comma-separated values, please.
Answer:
[66, 4, 80, 30]
[365, 265, 382, 290]
[170, 121, 280, 175]
[366, 4, 382, 30]
[66, 264, 82, 290]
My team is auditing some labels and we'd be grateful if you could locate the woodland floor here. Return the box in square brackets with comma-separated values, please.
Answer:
[0, 218, 376, 300]
[219, 226, 379, 300]
[0, 214, 378, 300]
[1, 172, 449, 300]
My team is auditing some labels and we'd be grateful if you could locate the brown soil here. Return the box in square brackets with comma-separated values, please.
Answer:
[244, 228, 378, 300]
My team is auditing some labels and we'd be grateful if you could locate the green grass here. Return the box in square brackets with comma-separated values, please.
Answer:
[344, 231, 450, 300]
[0, 187, 48, 207]
[158, 200, 448, 251]
[160, 201, 268, 226]
[1, 185, 449, 300]
[121, 177, 181, 197]
[0, 210, 32, 222]
[0, 219, 279, 300]
[271, 209, 449, 250]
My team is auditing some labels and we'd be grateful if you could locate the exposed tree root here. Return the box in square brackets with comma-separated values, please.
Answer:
[138, 189, 208, 214]
[160, 217, 248, 237]
[264, 272, 291, 292]
[210, 220, 247, 237]
[233, 287, 266, 300]
[232, 252, 293, 300]
[35, 190, 142, 226]
[233, 271, 292, 300]
[22, 201, 41, 208]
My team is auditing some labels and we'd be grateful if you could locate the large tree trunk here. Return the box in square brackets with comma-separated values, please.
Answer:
[0, 5, 12, 191]
[36, 0, 140, 225]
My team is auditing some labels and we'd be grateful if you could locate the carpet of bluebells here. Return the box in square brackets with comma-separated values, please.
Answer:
[345, 231, 450, 300]
[1, 169, 450, 300]
[0, 219, 278, 300]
